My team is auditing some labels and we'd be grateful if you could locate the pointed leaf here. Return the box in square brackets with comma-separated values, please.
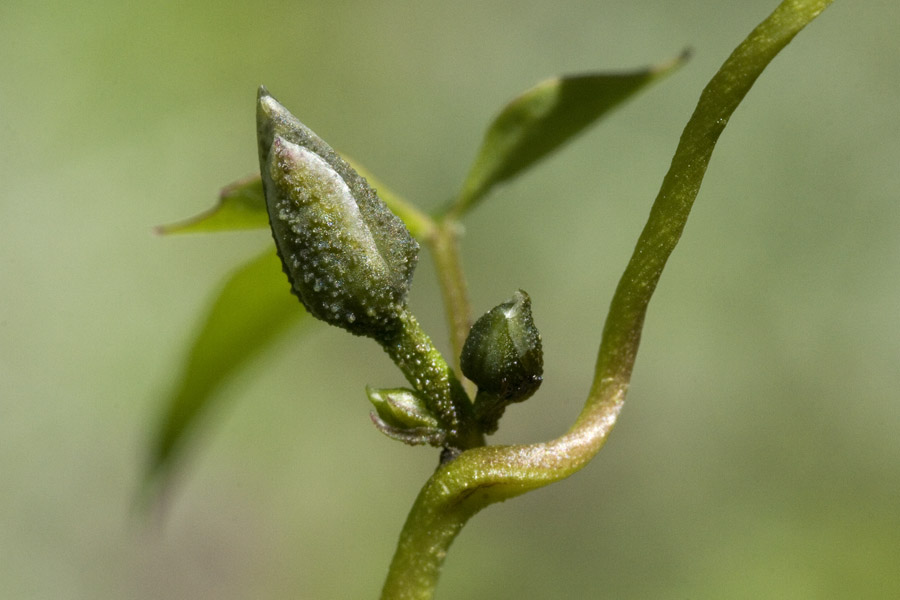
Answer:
[155, 175, 268, 234]
[156, 160, 433, 240]
[145, 247, 307, 492]
[452, 52, 689, 217]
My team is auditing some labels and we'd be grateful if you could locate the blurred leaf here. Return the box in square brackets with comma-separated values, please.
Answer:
[155, 175, 268, 234]
[451, 51, 689, 217]
[145, 247, 307, 493]
[156, 159, 433, 239]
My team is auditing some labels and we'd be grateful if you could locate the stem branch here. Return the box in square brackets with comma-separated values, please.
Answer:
[381, 310, 484, 450]
[381, 1, 833, 598]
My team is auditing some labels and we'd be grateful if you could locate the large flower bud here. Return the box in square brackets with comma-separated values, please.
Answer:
[461, 290, 543, 434]
[257, 87, 418, 339]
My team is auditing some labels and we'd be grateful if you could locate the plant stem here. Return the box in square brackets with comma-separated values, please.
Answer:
[380, 383, 624, 600]
[426, 219, 474, 380]
[380, 309, 484, 451]
[381, 1, 834, 597]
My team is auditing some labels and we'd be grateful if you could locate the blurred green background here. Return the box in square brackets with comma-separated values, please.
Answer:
[3, 1, 899, 598]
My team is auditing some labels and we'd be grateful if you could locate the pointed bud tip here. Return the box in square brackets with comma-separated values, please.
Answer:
[502, 289, 530, 317]
[257, 87, 287, 123]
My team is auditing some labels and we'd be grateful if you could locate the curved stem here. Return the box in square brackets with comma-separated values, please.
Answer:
[381, 382, 624, 600]
[381, 1, 834, 598]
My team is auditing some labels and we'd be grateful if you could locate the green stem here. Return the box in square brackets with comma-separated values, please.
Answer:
[381, 1, 833, 598]
[380, 309, 485, 451]
[426, 220, 475, 381]
[380, 382, 625, 600]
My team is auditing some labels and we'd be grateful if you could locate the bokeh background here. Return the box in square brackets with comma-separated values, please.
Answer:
[3, 1, 899, 598]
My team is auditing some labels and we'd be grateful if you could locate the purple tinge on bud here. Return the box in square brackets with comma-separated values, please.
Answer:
[256, 87, 418, 338]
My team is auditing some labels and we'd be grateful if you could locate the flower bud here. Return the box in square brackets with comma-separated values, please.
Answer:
[461, 290, 543, 433]
[366, 386, 446, 446]
[257, 87, 419, 339]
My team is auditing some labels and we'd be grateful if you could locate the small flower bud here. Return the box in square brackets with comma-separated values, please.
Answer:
[257, 87, 419, 339]
[366, 386, 446, 446]
[461, 290, 543, 434]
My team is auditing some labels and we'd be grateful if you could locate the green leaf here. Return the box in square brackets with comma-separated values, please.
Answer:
[144, 247, 307, 495]
[450, 51, 689, 217]
[156, 160, 433, 240]
[155, 175, 268, 234]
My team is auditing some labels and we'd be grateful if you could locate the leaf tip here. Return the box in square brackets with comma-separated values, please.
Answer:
[653, 48, 693, 74]
[132, 459, 179, 525]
